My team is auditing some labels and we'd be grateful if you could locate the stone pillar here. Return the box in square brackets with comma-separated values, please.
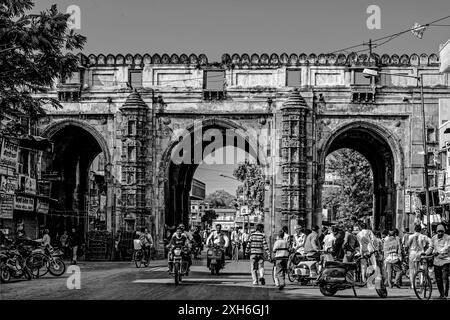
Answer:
[280, 89, 314, 228]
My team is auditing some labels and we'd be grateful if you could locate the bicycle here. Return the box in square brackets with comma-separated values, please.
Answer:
[412, 254, 435, 300]
[133, 239, 150, 268]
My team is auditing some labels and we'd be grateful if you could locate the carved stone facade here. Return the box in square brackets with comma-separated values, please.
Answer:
[36, 51, 450, 254]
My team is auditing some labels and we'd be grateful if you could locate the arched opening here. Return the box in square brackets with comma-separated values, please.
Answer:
[163, 121, 266, 231]
[320, 124, 397, 230]
[322, 148, 374, 224]
[41, 122, 110, 238]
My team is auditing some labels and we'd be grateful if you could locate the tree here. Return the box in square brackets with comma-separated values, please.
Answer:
[205, 189, 235, 208]
[322, 149, 373, 223]
[233, 160, 265, 214]
[0, 0, 86, 135]
[201, 209, 218, 227]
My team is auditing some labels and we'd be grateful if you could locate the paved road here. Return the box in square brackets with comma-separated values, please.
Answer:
[0, 253, 436, 300]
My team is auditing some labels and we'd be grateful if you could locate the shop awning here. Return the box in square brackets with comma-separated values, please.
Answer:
[18, 135, 53, 152]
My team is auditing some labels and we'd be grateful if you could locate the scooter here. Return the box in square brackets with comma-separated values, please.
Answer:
[207, 244, 225, 275]
[168, 245, 190, 285]
[316, 251, 388, 298]
[287, 250, 324, 285]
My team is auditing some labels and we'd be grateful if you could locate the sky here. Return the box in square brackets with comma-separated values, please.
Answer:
[34, 0, 450, 62]
[32, 0, 450, 195]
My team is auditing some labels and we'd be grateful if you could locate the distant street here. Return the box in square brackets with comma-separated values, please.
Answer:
[0, 253, 431, 300]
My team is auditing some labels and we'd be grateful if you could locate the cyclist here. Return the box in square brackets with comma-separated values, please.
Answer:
[356, 222, 377, 282]
[424, 224, 450, 299]
[406, 224, 429, 289]
[139, 227, 154, 263]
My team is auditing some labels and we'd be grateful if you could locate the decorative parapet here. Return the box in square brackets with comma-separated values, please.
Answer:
[76, 52, 439, 68]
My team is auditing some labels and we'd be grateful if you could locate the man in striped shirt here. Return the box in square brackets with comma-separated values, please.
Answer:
[246, 224, 271, 285]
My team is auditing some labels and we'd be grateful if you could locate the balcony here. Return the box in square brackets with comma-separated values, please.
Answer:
[350, 85, 376, 103]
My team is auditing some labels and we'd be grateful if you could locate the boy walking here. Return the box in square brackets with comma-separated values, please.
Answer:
[272, 230, 290, 290]
[246, 224, 271, 285]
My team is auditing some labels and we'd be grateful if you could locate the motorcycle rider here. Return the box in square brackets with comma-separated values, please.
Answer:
[168, 226, 191, 274]
[304, 225, 321, 260]
[293, 225, 306, 256]
[206, 224, 229, 266]
[192, 226, 203, 254]
[246, 223, 270, 285]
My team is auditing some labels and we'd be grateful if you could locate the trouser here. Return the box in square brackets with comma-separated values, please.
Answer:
[274, 258, 288, 287]
[434, 263, 450, 297]
[385, 261, 402, 286]
[409, 258, 420, 287]
[242, 242, 248, 259]
[250, 254, 265, 282]
[72, 246, 78, 262]
[143, 246, 151, 261]
[360, 252, 377, 282]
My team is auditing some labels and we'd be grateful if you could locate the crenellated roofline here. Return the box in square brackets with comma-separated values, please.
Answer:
[76, 52, 440, 68]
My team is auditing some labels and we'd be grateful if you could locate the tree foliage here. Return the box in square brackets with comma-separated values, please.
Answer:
[0, 0, 86, 134]
[322, 149, 373, 223]
[205, 189, 235, 208]
[201, 209, 218, 226]
[233, 160, 265, 214]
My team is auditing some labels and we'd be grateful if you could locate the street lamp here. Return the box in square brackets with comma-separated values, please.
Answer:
[363, 69, 431, 234]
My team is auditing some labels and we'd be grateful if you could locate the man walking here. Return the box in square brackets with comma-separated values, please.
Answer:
[246, 223, 271, 285]
[425, 224, 450, 299]
[384, 230, 402, 288]
[241, 229, 250, 260]
[272, 230, 290, 290]
[406, 224, 429, 289]
[68, 227, 83, 265]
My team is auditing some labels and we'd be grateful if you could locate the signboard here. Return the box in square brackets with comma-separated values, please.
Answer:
[240, 205, 249, 216]
[0, 175, 18, 195]
[14, 195, 34, 212]
[19, 175, 36, 194]
[0, 193, 14, 219]
[404, 193, 411, 213]
[36, 199, 49, 214]
[0, 138, 19, 171]
[441, 186, 450, 205]
[440, 39, 450, 74]
[412, 194, 422, 212]
[438, 170, 446, 188]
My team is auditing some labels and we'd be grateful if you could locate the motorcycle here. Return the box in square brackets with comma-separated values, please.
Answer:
[316, 251, 388, 298]
[168, 246, 190, 285]
[191, 241, 202, 259]
[0, 246, 33, 283]
[207, 244, 225, 275]
[287, 250, 323, 285]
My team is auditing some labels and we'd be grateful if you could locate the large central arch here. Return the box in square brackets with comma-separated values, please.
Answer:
[159, 118, 268, 229]
[318, 121, 404, 230]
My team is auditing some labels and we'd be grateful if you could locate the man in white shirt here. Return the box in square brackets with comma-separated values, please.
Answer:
[406, 224, 430, 289]
[293, 225, 306, 255]
[322, 227, 337, 262]
[356, 222, 377, 281]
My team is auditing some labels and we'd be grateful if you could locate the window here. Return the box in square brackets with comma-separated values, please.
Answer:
[128, 120, 136, 135]
[127, 146, 136, 161]
[58, 91, 80, 102]
[203, 70, 226, 100]
[19, 149, 29, 175]
[63, 72, 81, 84]
[353, 70, 372, 85]
[129, 70, 143, 88]
[286, 70, 301, 87]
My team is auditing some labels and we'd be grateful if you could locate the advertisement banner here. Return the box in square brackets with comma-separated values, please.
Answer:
[36, 199, 49, 214]
[0, 139, 19, 171]
[404, 193, 411, 213]
[0, 193, 14, 219]
[14, 195, 34, 212]
[438, 170, 446, 188]
[0, 175, 18, 195]
[19, 175, 37, 194]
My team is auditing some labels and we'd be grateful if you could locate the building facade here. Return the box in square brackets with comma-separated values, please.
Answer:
[34, 51, 450, 254]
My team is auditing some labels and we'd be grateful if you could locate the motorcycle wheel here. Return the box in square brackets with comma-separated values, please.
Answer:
[23, 267, 32, 281]
[319, 284, 338, 297]
[376, 288, 388, 298]
[48, 257, 66, 277]
[134, 250, 143, 269]
[174, 262, 180, 285]
[26, 253, 49, 278]
[0, 263, 11, 283]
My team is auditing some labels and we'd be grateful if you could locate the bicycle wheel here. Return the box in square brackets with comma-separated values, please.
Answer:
[413, 270, 432, 300]
[26, 253, 49, 278]
[287, 259, 296, 282]
[134, 250, 143, 268]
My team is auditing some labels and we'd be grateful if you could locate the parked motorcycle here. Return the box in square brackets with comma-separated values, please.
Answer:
[0, 246, 33, 283]
[316, 251, 388, 298]
[287, 250, 323, 285]
[168, 245, 190, 285]
[207, 244, 225, 275]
